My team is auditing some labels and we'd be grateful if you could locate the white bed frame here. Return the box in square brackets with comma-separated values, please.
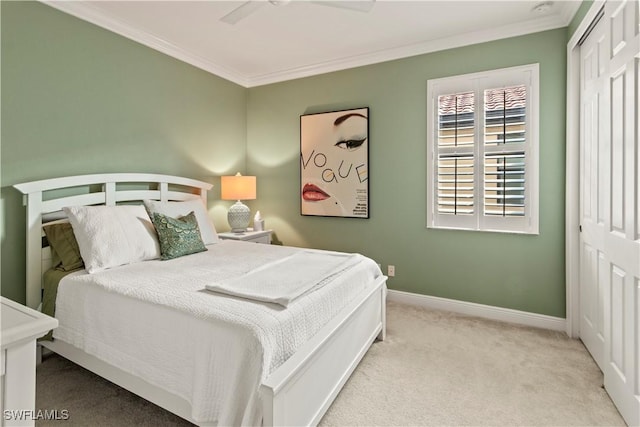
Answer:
[14, 173, 386, 427]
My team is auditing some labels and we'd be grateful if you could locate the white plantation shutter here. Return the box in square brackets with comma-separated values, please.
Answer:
[484, 152, 526, 216]
[438, 154, 474, 215]
[483, 85, 527, 218]
[427, 64, 539, 234]
[437, 92, 475, 216]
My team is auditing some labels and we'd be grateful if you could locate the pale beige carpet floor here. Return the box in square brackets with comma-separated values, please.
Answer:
[35, 301, 625, 426]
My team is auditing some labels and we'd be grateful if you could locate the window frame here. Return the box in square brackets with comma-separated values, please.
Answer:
[426, 63, 540, 235]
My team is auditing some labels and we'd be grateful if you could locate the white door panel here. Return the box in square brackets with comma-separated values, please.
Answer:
[580, 1, 639, 425]
[580, 6, 608, 371]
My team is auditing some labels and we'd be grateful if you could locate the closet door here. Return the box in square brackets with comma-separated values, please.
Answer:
[601, 1, 639, 424]
[580, 1, 639, 425]
[579, 9, 608, 371]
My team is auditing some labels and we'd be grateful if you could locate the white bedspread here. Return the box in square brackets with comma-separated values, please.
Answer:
[53, 240, 382, 425]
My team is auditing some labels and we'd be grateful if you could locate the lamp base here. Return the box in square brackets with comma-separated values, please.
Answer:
[228, 200, 250, 233]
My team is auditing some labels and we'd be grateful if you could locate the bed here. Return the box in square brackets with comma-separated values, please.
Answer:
[14, 173, 387, 427]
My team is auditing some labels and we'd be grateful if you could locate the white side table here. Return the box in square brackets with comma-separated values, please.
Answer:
[218, 229, 273, 244]
[1, 297, 58, 427]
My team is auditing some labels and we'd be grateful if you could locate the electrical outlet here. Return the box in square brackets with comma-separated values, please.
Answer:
[387, 265, 395, 277]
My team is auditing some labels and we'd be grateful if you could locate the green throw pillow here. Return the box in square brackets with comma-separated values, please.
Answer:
[151, 211, 207, 260]
[43, 222, 84, 271]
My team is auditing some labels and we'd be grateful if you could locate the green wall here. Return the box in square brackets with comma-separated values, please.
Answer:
[2, 1, 570, 318]
[1, 2, 247, 303]
[247, 29, 568, 317]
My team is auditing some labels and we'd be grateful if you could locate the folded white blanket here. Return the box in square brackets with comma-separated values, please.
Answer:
[205, 251, 362, 306]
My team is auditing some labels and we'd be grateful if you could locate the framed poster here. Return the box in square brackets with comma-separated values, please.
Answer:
[300, 107, 369, 218]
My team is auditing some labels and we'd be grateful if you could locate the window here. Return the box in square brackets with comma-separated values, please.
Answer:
[426, 64, 539, 234]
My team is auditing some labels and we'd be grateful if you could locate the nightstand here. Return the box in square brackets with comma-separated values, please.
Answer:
[1, 297, 58, 427]
[218, 229, 272, 244]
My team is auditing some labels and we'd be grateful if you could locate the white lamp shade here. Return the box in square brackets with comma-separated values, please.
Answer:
[221, 173, 256, 200]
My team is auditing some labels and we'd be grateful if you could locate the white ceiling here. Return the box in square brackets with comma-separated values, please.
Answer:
[43, 0, 580, 87]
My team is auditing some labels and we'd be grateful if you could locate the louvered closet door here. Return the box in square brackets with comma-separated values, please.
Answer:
[579, 1, 640, 425]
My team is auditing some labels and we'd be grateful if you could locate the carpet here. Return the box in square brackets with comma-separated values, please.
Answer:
[35, 301, 625, 426]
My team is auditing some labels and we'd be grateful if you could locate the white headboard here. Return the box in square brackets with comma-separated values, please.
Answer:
[14, 173, 213, 309]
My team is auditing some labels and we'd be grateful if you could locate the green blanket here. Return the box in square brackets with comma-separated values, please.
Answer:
[40, 268, 77, 341]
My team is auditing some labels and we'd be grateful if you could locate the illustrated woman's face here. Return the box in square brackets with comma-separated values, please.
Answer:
[333, 113, 368, 151]
[301, 111, 368, 217]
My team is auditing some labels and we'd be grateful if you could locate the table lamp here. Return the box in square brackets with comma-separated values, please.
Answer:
[221, 173, 256, 233]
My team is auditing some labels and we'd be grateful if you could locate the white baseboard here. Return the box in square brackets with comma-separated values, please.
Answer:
[387, 289, 567, 332]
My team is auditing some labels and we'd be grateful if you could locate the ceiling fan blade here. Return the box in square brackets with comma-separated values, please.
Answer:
[220, 1, 266, 25]
[311, 0, 375, 13]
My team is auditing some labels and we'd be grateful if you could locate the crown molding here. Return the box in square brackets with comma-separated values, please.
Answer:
[246, 13, 567, 87]
[41, 1, 571, 89]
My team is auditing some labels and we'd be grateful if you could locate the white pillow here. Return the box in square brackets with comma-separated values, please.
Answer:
[143, 199, 219, 245]
[63, 205, 161, 274]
